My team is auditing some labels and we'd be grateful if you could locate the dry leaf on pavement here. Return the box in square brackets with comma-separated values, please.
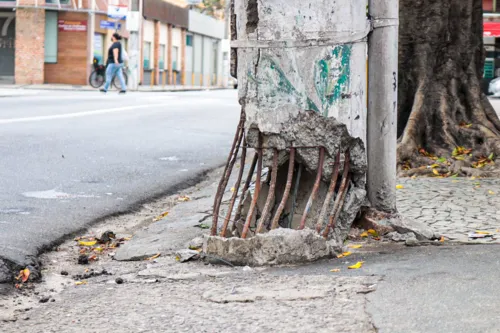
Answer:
[78, 240, 97, 247]
[348, 261, 364, 269]
[348, 244, 363, 249]
[146, 253, 161, 261]
[178, 195, 191, 202]
[153, 212, 169, 222]
[337, 252, 352, 258]
[396, 184, 404, 189]
[330, 269, 341, 273]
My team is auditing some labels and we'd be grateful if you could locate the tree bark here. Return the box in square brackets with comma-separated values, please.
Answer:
[398, 0, 500, 177]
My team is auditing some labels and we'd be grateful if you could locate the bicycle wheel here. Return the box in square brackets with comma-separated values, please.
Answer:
[89, 71, 105, 88]
[113, 70, 128, 90]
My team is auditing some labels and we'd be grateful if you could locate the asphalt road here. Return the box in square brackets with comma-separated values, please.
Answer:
[0, 89, 239, 278]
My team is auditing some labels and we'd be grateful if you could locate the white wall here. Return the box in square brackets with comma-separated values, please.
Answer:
[188, 10, 225, 39]
[143, 19, 155, 69]
[193, 34, 203, 73]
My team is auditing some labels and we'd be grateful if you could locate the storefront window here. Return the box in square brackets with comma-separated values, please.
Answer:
[44, 11, 58, 63]
[93, 33, 104, 64]
[46, 0, 71, 4]
[143, 42, 151, 69]
[159, 44, 165, 70]
[172, 46, 178, 71]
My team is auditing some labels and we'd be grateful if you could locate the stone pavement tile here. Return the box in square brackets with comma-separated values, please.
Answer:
[397, 178, 500, 242]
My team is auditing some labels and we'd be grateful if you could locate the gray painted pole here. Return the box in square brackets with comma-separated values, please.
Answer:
[127, 0, 142, 91]
[367, 0, 399, 212]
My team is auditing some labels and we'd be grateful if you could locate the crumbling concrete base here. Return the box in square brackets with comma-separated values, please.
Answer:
[203, 228, 341, 266]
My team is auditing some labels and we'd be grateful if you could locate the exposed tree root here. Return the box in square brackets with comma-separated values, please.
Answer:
[397, 0, 500, 177]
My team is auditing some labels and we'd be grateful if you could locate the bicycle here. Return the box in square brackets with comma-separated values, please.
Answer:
[89, 58, 128, 89]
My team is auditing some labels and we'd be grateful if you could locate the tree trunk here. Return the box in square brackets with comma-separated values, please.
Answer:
[398, 0, 500, 177]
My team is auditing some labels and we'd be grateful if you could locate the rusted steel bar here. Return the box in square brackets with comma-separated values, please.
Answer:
[220, 143, 248, 237]
[255, 149, 279, 234]
[241, 137, 263, 239]
[270, 148, 296, 230]
[242, 145, 323, 150]
[211, 120, 244, 236]
[234, 152, 259, 222]
[298, 147, 325, 230]
[316, 150, 341, 233]
[322, 151, 351, 238]
[288, 164, 303, 228]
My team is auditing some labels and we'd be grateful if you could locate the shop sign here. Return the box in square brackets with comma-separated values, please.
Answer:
[100, 20, 121, 30]
[58, 20, 87, 32]
[108, 5, 128, 20]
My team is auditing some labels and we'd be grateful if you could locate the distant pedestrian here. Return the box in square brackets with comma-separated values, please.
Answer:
[100, 33, 126, 94]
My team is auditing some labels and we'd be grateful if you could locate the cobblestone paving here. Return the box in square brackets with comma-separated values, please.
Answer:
[397, 178, 500, 242]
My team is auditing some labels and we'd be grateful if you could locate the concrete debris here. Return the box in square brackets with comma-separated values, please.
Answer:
[387, 215, 437, 241]
[174, 249, 201, 263]
[203, 228, 341, 266]
[387, 232, 417, 242]
[187, 236, 204, 250]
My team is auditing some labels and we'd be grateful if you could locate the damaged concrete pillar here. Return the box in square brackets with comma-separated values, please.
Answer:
[229, 0, 369, 242]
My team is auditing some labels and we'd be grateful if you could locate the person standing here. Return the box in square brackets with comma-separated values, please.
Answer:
[100, 33, 126, 94]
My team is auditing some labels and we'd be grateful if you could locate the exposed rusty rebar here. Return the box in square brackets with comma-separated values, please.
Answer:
[298, 147, 325, 230]
[220, 143, 247, 237]
[316, 150, 341, 233]
[255, 148, 279, 234]
[322, 151, 351, 238]
[234, 152, 259, 222]
[288, 164, 303, 228]
[211, 120, 244, 236]
[270, 148, 296, 230]
[241, 137, 263, 239]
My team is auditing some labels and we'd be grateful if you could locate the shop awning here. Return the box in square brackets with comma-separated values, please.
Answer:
[484, 22, 500, 37]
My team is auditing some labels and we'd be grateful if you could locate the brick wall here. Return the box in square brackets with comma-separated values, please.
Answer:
[45, 12, 88, 85]
[15, 8, 45, 84]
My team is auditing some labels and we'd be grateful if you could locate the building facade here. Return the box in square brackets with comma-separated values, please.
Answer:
[0, 0, 230, 87]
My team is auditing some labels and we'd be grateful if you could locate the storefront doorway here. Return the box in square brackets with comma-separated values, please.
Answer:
[0, 13, 15, 84]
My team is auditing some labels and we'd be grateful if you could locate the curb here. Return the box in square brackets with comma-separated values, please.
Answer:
[2, 86, 231, 93]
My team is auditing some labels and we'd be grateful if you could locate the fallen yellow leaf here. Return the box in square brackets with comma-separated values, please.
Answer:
[489, 190, 495, 195]
[396, 184, 404, 189]
[348, 261, 364, 270]
[20, 268, 30, 283]
[146, 253, 161, 261]
[75, 280, 87, 286]
[153, 212, 169, 222]
[430, 164, 439, 168]
[475, 231, 490, 235]
[348, 244, 363, 249]
[230, 187, 236, 192]
[78, 240, 97, 247]
[337, 252, 352, 258]
[432, 169, 440, 176]
[367, 229, 378, 237]
[360, 231, 369, 237]
[330, 269, 341, 273]
[470, 176, 476, 180]
[439, 236, 445, 242]
[178, 196, 190, 202]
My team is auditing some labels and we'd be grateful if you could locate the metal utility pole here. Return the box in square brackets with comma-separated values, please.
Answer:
[367, 0, 399, 213]
[127, 0, 142, 91]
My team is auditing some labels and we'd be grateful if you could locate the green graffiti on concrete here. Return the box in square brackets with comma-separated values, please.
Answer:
[249, 45, 351, 116]
[314, 45, 352, 117]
